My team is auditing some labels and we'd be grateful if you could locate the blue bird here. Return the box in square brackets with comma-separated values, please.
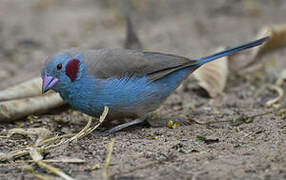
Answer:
[41, 37, 269, 134]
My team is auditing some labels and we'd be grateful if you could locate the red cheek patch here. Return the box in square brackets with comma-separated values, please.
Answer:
[65, 59, 80, 82]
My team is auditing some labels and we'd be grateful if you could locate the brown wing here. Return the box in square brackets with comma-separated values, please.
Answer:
[82, 48, 199, 81]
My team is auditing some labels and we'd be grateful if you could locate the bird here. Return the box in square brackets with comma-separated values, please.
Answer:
[41, 37, 269, 134]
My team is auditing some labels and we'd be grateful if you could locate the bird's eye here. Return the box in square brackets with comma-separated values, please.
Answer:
[56, 64, 62, 71]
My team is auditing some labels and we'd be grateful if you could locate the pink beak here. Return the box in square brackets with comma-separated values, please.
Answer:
[42, 75, 59, 94]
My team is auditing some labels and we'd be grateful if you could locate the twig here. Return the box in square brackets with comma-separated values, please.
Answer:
[102, 139, 115, 180]
[0, 93, 65, 122]
[37, 133, 76, 146]
[16, 158, 86, 164]
[0, 78, 42, 101]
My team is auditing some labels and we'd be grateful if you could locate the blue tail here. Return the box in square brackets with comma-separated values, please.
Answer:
[198, 37, 269, 65]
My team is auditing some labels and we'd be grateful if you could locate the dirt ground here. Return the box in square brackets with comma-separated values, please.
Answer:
[0, 0, 286, 179]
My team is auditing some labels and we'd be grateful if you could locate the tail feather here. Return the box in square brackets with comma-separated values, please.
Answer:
[198, 37, 269, 65]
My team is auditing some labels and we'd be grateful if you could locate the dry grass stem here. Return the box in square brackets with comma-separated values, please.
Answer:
[102, 139, 115, 180]
[32, 173, 50, 180]
[0, 107, 108, 162]
[29, 148, 74, 180]
[17, 158, 86, 164]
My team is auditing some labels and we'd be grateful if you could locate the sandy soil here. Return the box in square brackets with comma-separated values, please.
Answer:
[0, 0, 286, 179]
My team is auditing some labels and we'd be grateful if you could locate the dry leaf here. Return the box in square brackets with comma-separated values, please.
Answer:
[237, 25, 286, 69]
[254, 25, 286, 58]
[276, 69, 286, 86]
[0, 93, 65, 122]
[265, 84, 284, 108]
[194, 47, 228, 97]
[0, 78, 42, 102]
[265, 69, 286, 108]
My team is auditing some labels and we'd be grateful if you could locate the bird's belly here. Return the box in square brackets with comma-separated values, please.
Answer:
[82, 77, 169, 118]
[62, 89, 160, 119]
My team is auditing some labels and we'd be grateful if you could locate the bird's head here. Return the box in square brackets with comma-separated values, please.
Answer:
[41, 49, 85, 94]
